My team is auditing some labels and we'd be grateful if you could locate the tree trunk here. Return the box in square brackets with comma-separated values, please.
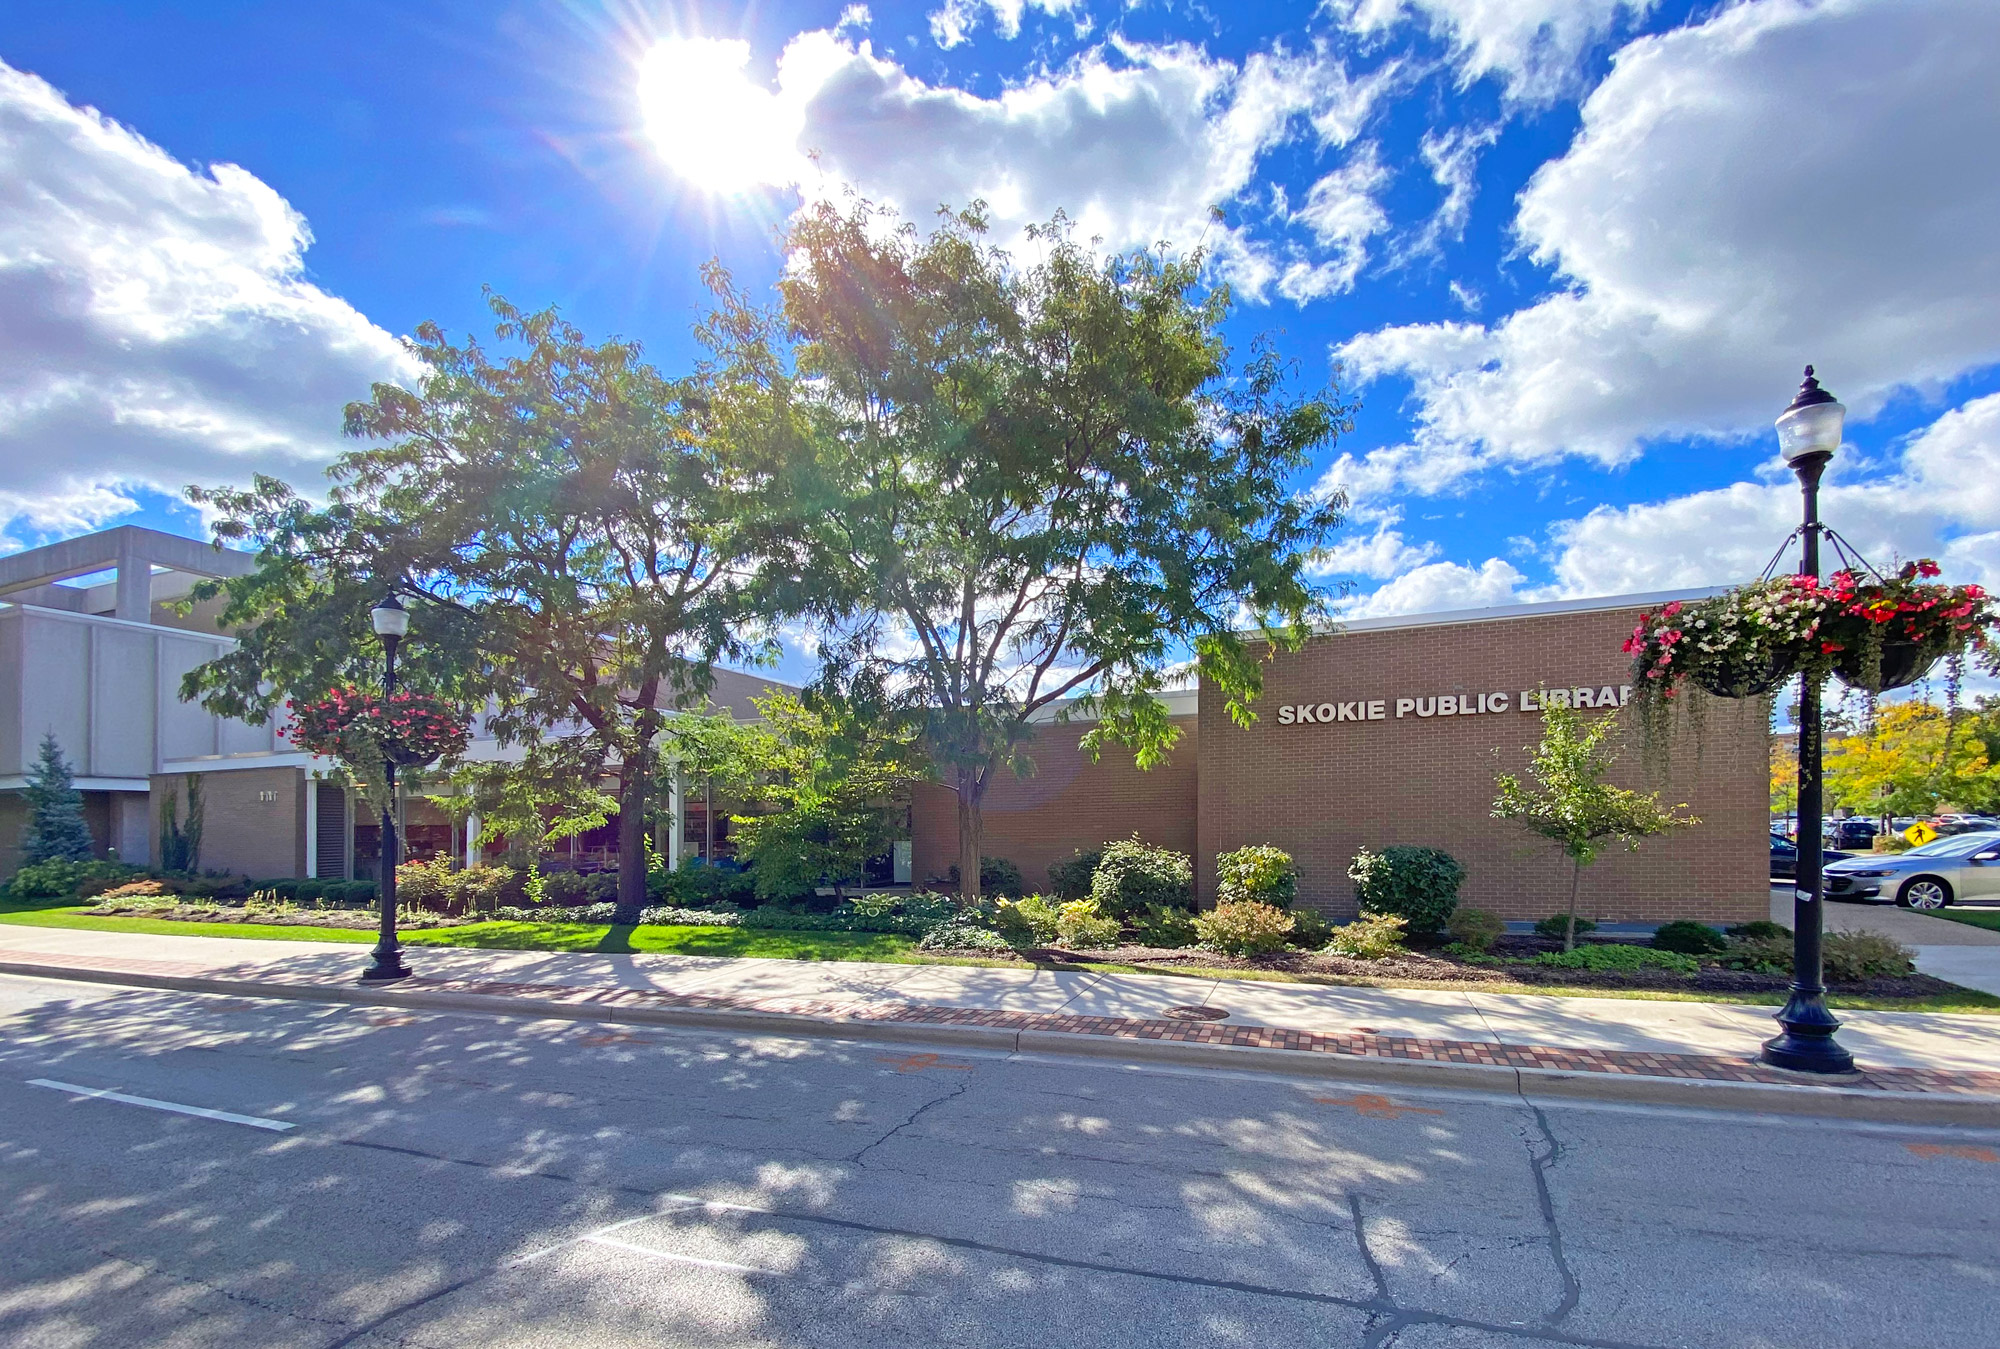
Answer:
[615, 741, 651, 925]
[1563, 858, 1583, 952]
[956, 764, 985, 907]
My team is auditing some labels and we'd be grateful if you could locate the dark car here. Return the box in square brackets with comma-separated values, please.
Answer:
[1771, 832, 1854, 880]
[1829, 818, 1879, 850]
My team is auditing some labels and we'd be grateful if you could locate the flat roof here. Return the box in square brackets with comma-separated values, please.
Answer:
[1323, 586, 1730, 636]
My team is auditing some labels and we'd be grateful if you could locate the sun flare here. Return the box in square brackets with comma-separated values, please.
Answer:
[637, 37, 802, 194]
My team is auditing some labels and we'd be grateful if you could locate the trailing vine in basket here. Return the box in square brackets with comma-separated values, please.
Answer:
[286, 687, 472, 804]
[1622, 561, 1997, 765]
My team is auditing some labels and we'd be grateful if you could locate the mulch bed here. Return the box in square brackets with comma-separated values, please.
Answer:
[78, 902, 471, 931]
[935, 934, 1963, 1001]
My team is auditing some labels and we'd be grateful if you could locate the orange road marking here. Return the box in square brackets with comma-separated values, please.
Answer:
[1312, 1093, 1444, 1120]
[876, 1052, 973, 1073]
[577, 1031, 654, 1046]
[1906, 1143, 1999, 1163]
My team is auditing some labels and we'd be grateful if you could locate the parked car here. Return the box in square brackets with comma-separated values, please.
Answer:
[1828, 818, 1878, 849]
[1771, 833, 1853, 880]
[1824, 830, 2000, 908]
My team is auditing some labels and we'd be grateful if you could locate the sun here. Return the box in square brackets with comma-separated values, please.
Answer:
[637, 37, 802, 195]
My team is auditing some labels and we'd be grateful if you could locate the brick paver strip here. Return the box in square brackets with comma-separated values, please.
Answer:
[6, 945, 1998, 1096]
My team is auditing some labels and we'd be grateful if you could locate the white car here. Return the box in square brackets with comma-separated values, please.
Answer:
[1823, 831, 2000, 909]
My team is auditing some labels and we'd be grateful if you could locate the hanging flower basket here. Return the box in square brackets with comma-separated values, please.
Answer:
[1691, 649, 1798, 699]
[1833, 638, 1935, 694]
[286, 688, 472, 771]
[1815, 562, 1986, 694]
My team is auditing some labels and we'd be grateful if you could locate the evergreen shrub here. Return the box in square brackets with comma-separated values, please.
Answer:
[1090, 836, 1193, 917]
[1215, 845, 1298, 909]
[1348, 846, 1464, 935]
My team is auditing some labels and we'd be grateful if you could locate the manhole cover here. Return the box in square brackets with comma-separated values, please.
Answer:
[1160, 1004, 1229, 1022]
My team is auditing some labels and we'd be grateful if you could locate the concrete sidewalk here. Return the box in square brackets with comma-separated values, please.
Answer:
[3, 925, 1998, 1121]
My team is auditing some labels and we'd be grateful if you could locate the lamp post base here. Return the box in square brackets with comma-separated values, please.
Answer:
[360, 946, 410, 982]
[1759, 993, 1855, 1074]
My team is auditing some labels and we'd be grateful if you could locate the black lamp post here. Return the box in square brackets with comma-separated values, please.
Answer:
[360, 593, 412, 983]
[1759, 367, 1855, 1075]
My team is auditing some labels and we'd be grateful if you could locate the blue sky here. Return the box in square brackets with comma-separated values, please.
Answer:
[4, 0, 1999, 667]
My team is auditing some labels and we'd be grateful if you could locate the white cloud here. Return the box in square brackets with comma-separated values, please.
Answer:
[1308, 514, 1438, 579]
[1340, 557, 1528, 617]
[1337, 0, 2000, 493]
[1277, 144, 1390, 302]
[928, 0, 1081, 49]
[0, 61, 414, 533]
[771, 34, 1391, 294]
[1405, 122, 1495, 257]
[1336, 0, 1657, 103]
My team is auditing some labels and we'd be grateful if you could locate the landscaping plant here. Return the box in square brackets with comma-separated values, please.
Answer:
[1530, 944, 1698, 975]
[1129, 903, 1200, 948]
[1347, 845, 1463, 936]
[1446, 906, 1505, 952]
[1821, 931, 1915, 981]
[1493, 702, 1697, 950]
[1047, 849, 1105, 901]
[1193, 899, 1294, 956]
[995, 894, 1065, 946]
[1650, 920, 1728, 956]
[156, 774, 205, 874]
[1215, 844, 1298, 909]
[1534, 914, 1596, 940]
[1090, 837, 1193, 918]
[1324, 912, 1407, 960]
[1054, 899, 1121, 949]
[20, 734, 95, 865]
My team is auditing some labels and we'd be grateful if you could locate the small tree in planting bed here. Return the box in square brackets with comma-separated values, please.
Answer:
[21, 734, 95, 865]
[1492, 701, 1697, 951]
[1215, 844, 1297, 909]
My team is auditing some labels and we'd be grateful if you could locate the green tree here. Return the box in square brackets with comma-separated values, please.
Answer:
[185, 297, 771, 922]
[21, 734, 94, 864]
[1492, 702, 1698, 950]
[729, 687, 925, 901]
[1823, 700, 1997, 821]
[703, 199, 1351, 902]
[157, 774, 204, 873]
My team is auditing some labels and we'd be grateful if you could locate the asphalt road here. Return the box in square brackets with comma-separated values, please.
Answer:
[1, 973, 1996, 1349]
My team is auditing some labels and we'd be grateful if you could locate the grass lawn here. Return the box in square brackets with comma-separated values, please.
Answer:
[3, 901, 1995, 1013]
[0, 905, 914, 961]
[1936, 907, 2000, 933]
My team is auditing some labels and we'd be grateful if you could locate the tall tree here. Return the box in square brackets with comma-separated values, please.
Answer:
[1823, 699, 1997, 822]
[185, 296, 769, 922]
[21, 734, 95, 864]
[704, 200, 1351, 901]
[1492, 702, 1698, 950]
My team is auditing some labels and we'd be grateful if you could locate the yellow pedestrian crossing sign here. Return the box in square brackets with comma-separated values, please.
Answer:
[1904, 821, 1939, 847]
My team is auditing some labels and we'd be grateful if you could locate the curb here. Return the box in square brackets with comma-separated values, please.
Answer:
[8, 958, 1999, 1126]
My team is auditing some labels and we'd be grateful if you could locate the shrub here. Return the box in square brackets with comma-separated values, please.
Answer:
[1446, 906, 1505, 952]
[1047, 849, 1105, 901]
[1727, 920, 1790, 941]
[1530, 944, 1698, 975]
[396, 856, 456, 912]
[1348, 847, 1464, 935]
[1287, 908, 1336, 947]
[920, 919, 1015, 952]
[1091, 836, 1193, 918]
[654, 860, 759, 908]
[995, 894, 1064, 946]
[1128, 903, 1199, 948]
[1441, 942, 1501, 965]
[450, 865, 523, 913]
[1823, 931, 1915, 981]
[1324, 912, 1408, 960]
[1194, 900, 1294, 957]
[8, 858, 142, 899]
[1215, 845, 1299, 910]
[636, 904, 743, 927]
[942, 856, 1027, 898]
[1534, 914, 1596, 940]
[1055, 898, 1121, 949]
[1651, 920, 1727, 956]
[97, 879, 174, 899]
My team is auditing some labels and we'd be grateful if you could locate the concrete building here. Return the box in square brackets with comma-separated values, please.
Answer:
[2, 527, 1765, 920]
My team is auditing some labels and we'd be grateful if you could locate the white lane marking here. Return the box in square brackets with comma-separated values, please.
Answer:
[27, 1079, 296, 1132]
[508, 1212, 671, 1267]
[582, 1234, 780, 1276]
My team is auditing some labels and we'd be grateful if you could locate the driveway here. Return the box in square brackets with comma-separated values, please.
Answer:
[1772, 882, 2000, 996]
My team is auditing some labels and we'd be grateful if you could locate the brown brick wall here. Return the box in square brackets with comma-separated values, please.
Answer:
[910, 717, 1200, 892]
[155, 767, 307, 879]
[1198, 607, 1767, 922]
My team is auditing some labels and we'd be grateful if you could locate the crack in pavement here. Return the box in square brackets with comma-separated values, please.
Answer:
[848, 1077, 973, 1166]
[327, 1133, 1675, 1349]
[1521, 1094, 1583, 1326]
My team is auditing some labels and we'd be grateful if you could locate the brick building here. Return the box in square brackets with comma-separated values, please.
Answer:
[912, 591, 1768, 924]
